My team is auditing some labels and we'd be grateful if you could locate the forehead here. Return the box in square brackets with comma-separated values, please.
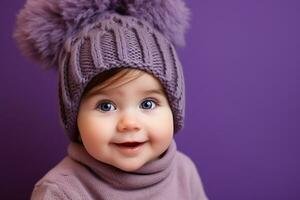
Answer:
[88, 72, 165, 97]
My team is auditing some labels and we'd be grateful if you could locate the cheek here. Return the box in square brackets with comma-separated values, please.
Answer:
[77, 113, 114, 146]
[157, 109, 174, 131]
[148, 109, 174, 141]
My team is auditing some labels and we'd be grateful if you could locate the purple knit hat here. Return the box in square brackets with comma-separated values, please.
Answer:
[14, 0, 190, 142]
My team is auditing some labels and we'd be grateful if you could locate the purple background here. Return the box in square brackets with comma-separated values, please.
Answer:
[1, 0, 300, 199]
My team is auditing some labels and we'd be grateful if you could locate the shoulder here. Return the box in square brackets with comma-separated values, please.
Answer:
[31, 157, 84, 200]
[175, 151, 199, 174]
[31, 180, 69, 200]
[34, 156, 79, 184]
[175, 151, 209, 200]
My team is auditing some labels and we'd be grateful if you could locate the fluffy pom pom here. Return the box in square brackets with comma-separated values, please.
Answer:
[14, 0, 112, 69]
[14, 0, 190, 69]
[123, 0, 190, 46]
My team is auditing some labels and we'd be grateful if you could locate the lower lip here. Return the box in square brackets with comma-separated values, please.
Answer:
[113, 142, 146, 156]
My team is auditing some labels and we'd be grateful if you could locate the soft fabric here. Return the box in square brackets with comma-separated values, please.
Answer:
[14, 0, 190, 68]
[14, 0, 189, 142]
[31, 140, 208, 200]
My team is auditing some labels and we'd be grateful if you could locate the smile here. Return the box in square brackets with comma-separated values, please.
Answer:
[113, 141, 147, 156]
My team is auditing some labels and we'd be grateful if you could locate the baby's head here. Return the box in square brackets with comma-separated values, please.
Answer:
[14, 0, 190, 171]
[77, 68, 173, 171]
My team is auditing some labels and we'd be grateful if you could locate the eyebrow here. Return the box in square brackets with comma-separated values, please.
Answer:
[85, 89, 106, 99]
[86, 88, 165, 98]
[142, 89, 165, 96]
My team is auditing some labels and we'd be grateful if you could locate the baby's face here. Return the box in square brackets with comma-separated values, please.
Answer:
[77, 72, 174, 172]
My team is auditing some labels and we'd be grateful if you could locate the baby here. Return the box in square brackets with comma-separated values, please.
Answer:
[14, 0, 208, 199]
[77, 68, 174, 173]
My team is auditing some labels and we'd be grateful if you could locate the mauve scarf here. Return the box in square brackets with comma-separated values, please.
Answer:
[31, 140, 208, 199]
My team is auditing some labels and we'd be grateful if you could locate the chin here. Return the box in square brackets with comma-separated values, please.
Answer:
[115, 162, 145, 172]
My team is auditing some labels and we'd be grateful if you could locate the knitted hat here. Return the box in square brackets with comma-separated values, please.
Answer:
[14, 0, 190, 142]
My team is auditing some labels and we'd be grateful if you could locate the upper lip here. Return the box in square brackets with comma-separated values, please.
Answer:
[112, 138, 148, 144]
[114, 141, 147, 145]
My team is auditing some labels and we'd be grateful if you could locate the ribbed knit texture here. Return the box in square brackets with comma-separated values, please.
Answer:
[31, 140, 208, 200]
[58, 13, 185, 141]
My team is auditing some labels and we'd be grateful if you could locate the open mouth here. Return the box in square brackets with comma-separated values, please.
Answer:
[115, 142, 145, 148]
[113, 141, 147, 156]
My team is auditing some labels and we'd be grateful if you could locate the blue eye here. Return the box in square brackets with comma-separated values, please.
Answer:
[140, 99, 157, 110]
[97, 102, 116, 112]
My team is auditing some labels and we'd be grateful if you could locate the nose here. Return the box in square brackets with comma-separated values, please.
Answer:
[117, 112, 141, 133]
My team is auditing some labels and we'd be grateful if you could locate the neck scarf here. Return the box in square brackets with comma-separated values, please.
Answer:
[67, 140, 176, 190]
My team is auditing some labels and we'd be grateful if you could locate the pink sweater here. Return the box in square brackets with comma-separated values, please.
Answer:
[31, 140, 208, 199]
